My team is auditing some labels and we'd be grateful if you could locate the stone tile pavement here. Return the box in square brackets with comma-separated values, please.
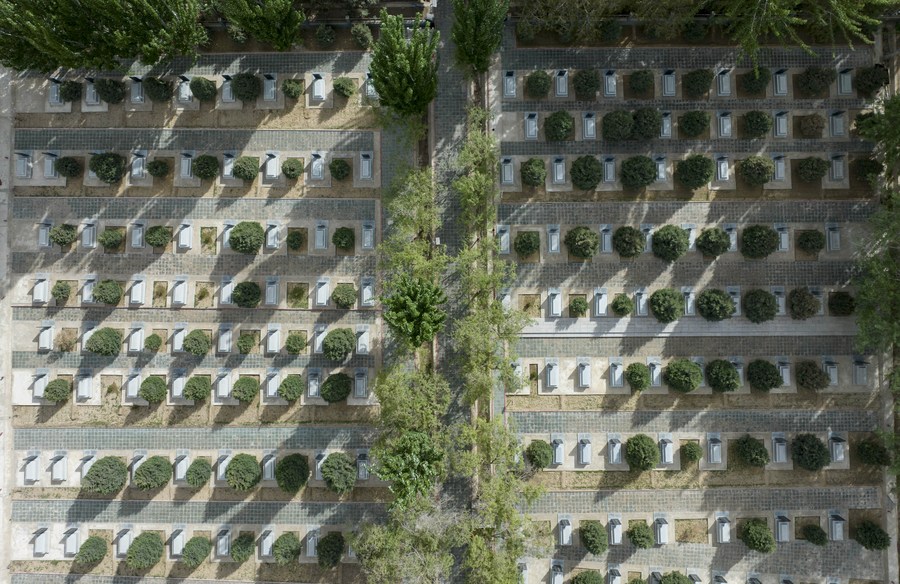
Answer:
[12, 577, 265, 584]
[13, 306, 378, 326]
[12, 350, 376, 370]
[501, 97, 871, 112]
[500, 138, 873, 155]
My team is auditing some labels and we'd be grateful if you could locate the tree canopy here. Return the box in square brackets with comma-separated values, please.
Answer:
[451, 0, 509, 73]
[216, 0, 304, 51]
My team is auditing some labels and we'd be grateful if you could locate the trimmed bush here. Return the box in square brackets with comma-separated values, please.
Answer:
[798, 230, 825, 255]
[144, 77, 173, 102]
[682, 69, 714, 98]
[184, 376, 211, 401]
[796, 360, 829, 391]
[660, 575, 692, 584]
[233, 156, 258, 181]
[51, 281, 71, 304]
[85, 327, 122, 356]
[570, 296, 589, 317]
[857, 438, 891, 466]
[679, 111, 710, 137]
[625, 434, 660, 470]
[278, 374, 303, 401]
[237, 333, 256, 355]
[182, 536, 211, 567]
[514, 231, 540, 257]
[526, 439, 553, 469]
[828, 291, 855, 316]
[148, 159, 168, 177]
[602, 110, 634, 141]
[571, 156, 603, 190]
[855, 520, 890, 550]
[788, 287, 820, 320]
[232, 73, 260, 102]
[740, 225, 778, 259]
[854, 65, 889, 96]
[75, 535, 107, 564]
[740, 519, 775, 553]
[44, 378, 71, 403]
[89, 152, 126, 184]
[652, 225, 689, 262]
[748, 360, 782, 391]
[233, 377, 259, 403]
[797, 157, 830, 183]
[134, 456, 172, 490]
[230, 221, 264, 254]
[681, 441, 703, 462]
[564, 226, 600, 258]
[231, 533, 255, 563]
[706, 359, 740, 392]
[316, 24, 336, 47]
[56, 156, 82, 178]
[322, 452, 356, 493]
[632, 108, 662, 140]
[286, 230, 305, 252]
[126, 532, 164, 569]
[739, 156, 775, 186]
[318, 531, 344, 568]
[139, 376, 167, 403]
[792, 433, 830, 471]
[675, 154, 714, 189]
[98, 228, 124, 250]
[189, 77, 217, 101]
[60, 80, 82, 102]
[581, 520, 608, 554]
[277, 80, 302, 102]
[332, 226, 355, 249]
[621, 155, 657, 188]
[697, 288, 735, 321]
[797, 66, 835, 97]
[193, 155, 218, 180]
[802, 524, 828, 546]
[612, 226, 645, 257]
[322, 372, 352, 403]
[734, 434, 769, 467]
[49, 223, 78, 247]
[627, 521, 654, 548]
[611, 293, 633, 316]
[649, 288, 684, 323]
[233, 281, 261, 308]
[625, 362, 651, 392]
[285, 332, 307, 355]
[82, 456, 127, 494]
[740, 68, 771, 94]
[629, 69, 654, 95]
[274, 533, 302, 566]
[276, 453, 310, 493]
[799, 113, 825, 138]
[334, 77, 356, 98]
[664, 359, 703, 393]
[352, 23, 374, 49]
[94, 280, 122, 305]
[545, 111, 575, 141]
[185, 458, 212, 488]
[94, 79, 125, 104]
[521, 158, 546, 186]
[573, 69, 601, 100]
[744, 289, 778, 323]
[742, 111, 772, 138]
[525, 71, 552, 98]
[183, 330, 211, 356]
[574, 572, 603, 584]
[226, 453, 261, 490]
[281, 158, 304, 180]
[145, 226, 170, 248]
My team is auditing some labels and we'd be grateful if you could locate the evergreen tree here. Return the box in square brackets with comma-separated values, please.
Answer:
[216, 0, 304, 51]
[370, 9, 439, 116]
[451, 0, 509, 73]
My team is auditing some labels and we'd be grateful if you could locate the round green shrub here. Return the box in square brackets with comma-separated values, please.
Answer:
[796, 360, 829, 391]
[59, 80, 82, 102]
[792, 433, 830, 471]
[525, 70, 551, 98]
[679, 111, 710, 137]
[574, 572, 603, 584]
[185, 458, 212, 488]
[734, 434, 769, 467]
[854, 65, 889, 96]
[183, 330, 211, 356]
[286, 230, 306, 253]
[230, 221, 264, 254]
[741, 225, 778, 259]
[85, 327, 123, 356]
[285, 332, 307, 355]
[632, 108, 662, 140]
[274, 533, 302, 565]
[74, 535, 107, 564]
[233, 377, 259, 403]
[675, 154, 714, 189]
[321, 373, 352, 403]
[611, 293, 634, 316]
[742, 111, 772, 138]
[98, 228, 123, 250]
[281, 78, 303, 99]
[184, 376, 211, 401]
[144, 77, 173, 102]
[233, 156, 259, 181]
[545, 111, 575, 141]
[526, 439, 553, 469]
[193, 154, 219, 180]
[55, 156, 82, 178]
[649, 288, 684, 323]
[94, 79, 125, 104]
[322, 452, 356, 493]
[82, 456, 127, 494]
[231, 533, 255, 563]
[661, 574, 692, 584]
[181, 536, 211, 567]
[788, 287, 820, 320]
[145, 226, 171, 248]
[798, 230, 826, 254]
[797, 66, 835, 97]
[147, 160, 169, 178]
[706, 359, 740, 392]
[139, 376, 167, 403]
[799, 113, 825, 137]
[521, 158, 546, 186]
[323, 328, 355, 361]
[564, 226, 599, 258]
[739, 155, 775, 186]
[226, 453, 261, 490]
[44, 378, 71, 403]
[797, 157, 830, 182]
[514, 231, 540, 257]
[682, 69, 714, 98]
[49, 224, 78, 247]
[276, 453, 310, 493]
[126, 532, 164, 569]
[332, 226, 355, 250]
[613, 226, 645, 257]
[621, 155, 657, 188]
[189, 77, 217, 101]
[739, 68, 771, 94]
[602, 110, 634, 141]
[233, 281, 261, 308]
[570, 296, 589, 317]
[652, 225, 689, 262]
[802, 524, 828, 546]
[232, 73, 261, 102]
[629, 69, 654, 95]
[664, 359, 703, 393]
[681, 441, 702, 463]
[316, 24, 336, 46]
[89, 152, 126, 184]
[237, 333, 256, 355]
[748, 360, 782, 391]
[740, 519, 775, 553]
[51, 281, 71, 304]
[697, 288, 735, 321]
[625, 362, 651, 391]
[573, 69, 600, 100]
[318, 531, 344, 568]
[625, 434, 660, 470]
[580, 520, 608, 554]
[93, 280, 122, 305]
[571, 156, 603, 190]
[278, 374, 304, 401]
[855, 520, 890, 550]
[743, 289, 778, 323]
[134, 456, 172, 490]
[282, 158, 304, 179]
[330, 158, 351, 180]
[857, 438, 892, 466]
[627, 522, 654, 548]
[352, 23, 374, 49]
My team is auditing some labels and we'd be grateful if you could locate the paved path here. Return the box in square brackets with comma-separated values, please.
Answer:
[12, 350, 377, 370]
[501, 138, 873, 156]
[501, 96, 871, 111]
[13, 306, 378, 326]
[11, 575, 299, 584]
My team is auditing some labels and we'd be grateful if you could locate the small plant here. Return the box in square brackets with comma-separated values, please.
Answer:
[285, 332, 307, 354]
[734, 434, 769, 466]
[126, 532, 164, 569]
[514, 231, 540, 257]
[796, 360, 830, 391]
[573, 69, 600, 100]
[233, 377, 259, 402]
[226, 453, 261, 490]
[788, 287, 820, 320]
[855, 520, 891, 550]
[545, 110, 575, 141]
[526, 439, 553, 468]
[706, 359, 740, 392]
[632, 108, 662, 140]
[145, 226, 171, 248]
[142, 333, 162, 353]
[316, 24, 336, 47]
[740, 225, 779, 259]
[94, 78, 125, 104]
[330, 283, 356, 309]
[682, 69, 714, 98]
[59, 80, 82, 102]
[82, 456, 127, 494]
[55, 156, 82, 178]
[332, 226, 355, 249]
[792, 433, 830, 471]
[651, 225, 689, 262]
[323, 328, 355, 361]
[611, 293, 633, 316]
[49, 224, 78, 247]
[334, 77, 356, 98]
[679, 111, 710, 137]
[193, 155, 219, 180]
[232, 73, 261, 102]
[139, 376, 167, 403]
[189, 77, 217, 101]
[664, 359, 703, 393]
[625, 362, 650, 391]
[681, 441, 702, 462]
[44, 378, 71, 403]
[133, 456, 172, 490]
[233, 156, 259, 181]
[233, 281, 261, 308]
[799, 113, 825, 138]
[564, 226, 599, 258]
[740, 518, 775, 553]
[185, 458, 212, 488]
[796, 157, 830, 182]
[740, 68, 771, 94]
[802, 524, 828, 546]
[828, 291, 855, 316]
[147, 159, 169, 177]
[318, 532, 345, 568]
[322, 372, 352, 403]
[797, 66, 835, 97]
[627, 521, 654, 548]
[230, 221, 264, 254]
[625, 434, 660, 470]
[274, 533, 302, 566]
[602, 110, 634, 141]
[183, 330, 211, 356]
[144, 77, 173, 102]
[184, 376, 211, 401]
[739, 156, 775, 186]
[620, 155, 657, 188]
[352, 23, 374, 49]
[695, 228, 730, 257]
[697, 288, 735, 321]
[525, 70, 552, 98]
[282, 79, 303, 99]
[612, 226, 644, 257]
[569, 296, 589, 317]
[798, 230, 826, 255]
[742, 111, 772, 138]
[675, 154, 714, 189]
[571, 155, 603, 190]
[74, 535, 107, 564]
[748, 360, 782, 391]
[93, 280, 122, 305]
[85, 327, 123, 356]
[231, 533, 255, 563]
[649, 288, 684, 323]
[521, 158, 546, 186]
[330, 159, 352, 181]
[743, 289, 778, 323]
[51, 281, 71, 304]
[89, 152, 126, 184]
[857, 438, 891, 466]
[287, 229, 305, 250]
[181, 536, 211, 567]
[629, 69, 653, 95]
[277, 374, 303, 401]
[322, 452, 356, 493]
[236, 333, 256, 355]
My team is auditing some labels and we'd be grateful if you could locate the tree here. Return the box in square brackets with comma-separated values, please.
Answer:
[49, 224, 78, 247]
[226, 454, 261, 491]
[44, 379, 71, 403]
[232, 281, 261, 308]
[625, 434, 659, 470]
[329, 283, 357, 308]
[855, 520, 891, 550]
[652, 225, 689, 262]
[323, 328, 355, 361]
[85, 328, 122, 356]
[452, 0, 508, 73]
[796, 360, 830, 391]
[322, 452, 356, 493]
[627, 521, 654, 548]
[318, 531, 345, 568]
[734, 434, 769, 467]
[183, 330, 211, 356]
[90, 153, 126, 184]
[697, 289, 735, 321]
[139, 376, 167, 403]
[741, 225, 779, 259]
[571, 156, 603, 190]
[126, 532, 164, 569]
[382, 275, 447, 351]
[181, 536, 211, 567]
[185, 458, 211, 488]
[580, 520, 607, 554]
[613, 226, 645, 257]
[625, 362, 650, 391]
[277, 374, 303, 401]
[664, 359, 703, 393]
[744, 289, 778, 323]
[374, 431, 445, 510]
[748, 360, 782, 391]
[649, 288, 684, 323]
[788, 287, 820, 320]
[75, 535, 107, 564]
[857, 438, 892, 466]
[564, 226, 600, 258]
[621, 155, 657, 188]
[706, 359, 740, 392]
[273, 532, 302, 565]
[321, 373, 352, 403]
[232, 377, 259, 402]
[575, 572, 603, 584]
[675, 155, 714, 189]
[740, 518, 775, 553]
[216, 0, 304, 51]
[374, 369, 450, 441]
[133, 455, 172, 489]
[231, 533, 255, 562]
[275, 453, 309, 493]
[82, 456, 127, 494]
[525, 439, 553, 469]
[792, 433, 831, 470]
[94, 280, 122, 305]
[370, 9, 439, 116]
[229, 221, 264, 254]
[739, 156, 775, 186]
[661, 573, 693, 584]
[855, 194, 900, 352]
[858, 96, 900, 176]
